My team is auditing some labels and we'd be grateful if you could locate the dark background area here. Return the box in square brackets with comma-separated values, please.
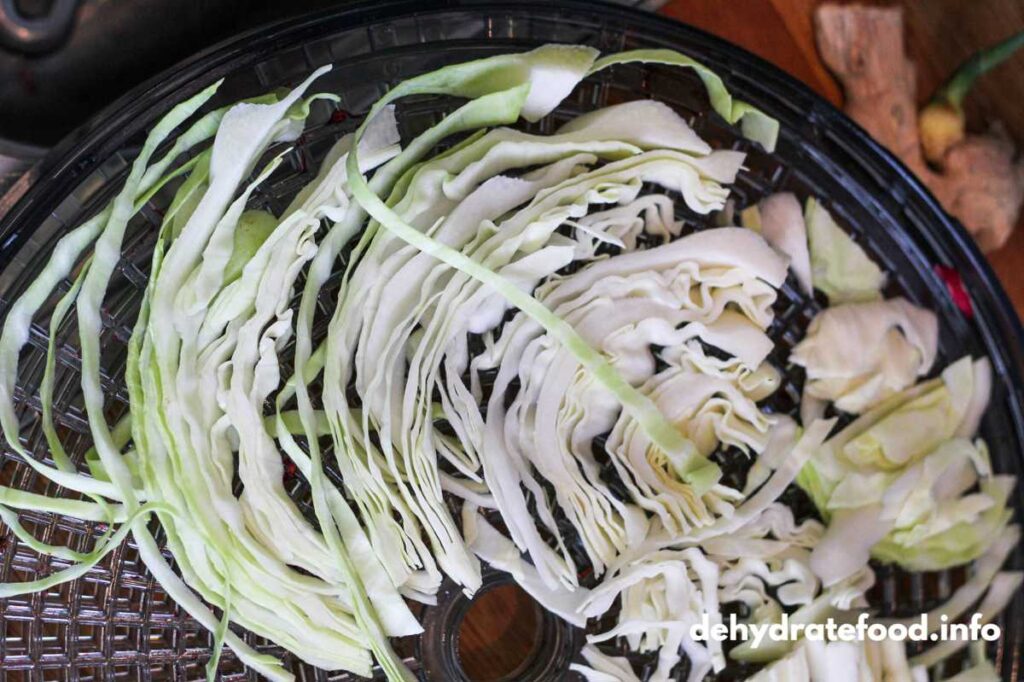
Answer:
[0, 0, 355, 148]
[4, 1, 1023, 151]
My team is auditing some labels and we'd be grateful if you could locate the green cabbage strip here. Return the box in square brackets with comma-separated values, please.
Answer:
[805, 196, 886, 304]
[587, 49, 779, 152]
[0, 487, 127, 520]
[39, 270, 88, 473]
[0, 505, 116, 564]
[0, 502, 171, 597]
[206, 583, 232, 681]
[0, 209, 127, 498]
[345, 43, 731, 494]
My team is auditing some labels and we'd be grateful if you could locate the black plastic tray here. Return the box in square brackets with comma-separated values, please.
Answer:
[0, 1, 1022, 680]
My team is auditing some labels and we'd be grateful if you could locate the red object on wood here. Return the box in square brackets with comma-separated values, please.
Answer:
[935, 263, 975, 318]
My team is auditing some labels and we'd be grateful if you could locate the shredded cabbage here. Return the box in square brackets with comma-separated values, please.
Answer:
[791, 297, 938, 413]
[805, 197, 886, 304]
[0, 41, 1017, 682]
[799, 357, 1014, 584]
[756, 193, 813, 296]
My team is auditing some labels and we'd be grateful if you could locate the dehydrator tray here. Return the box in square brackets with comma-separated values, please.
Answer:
[1, 1, 1022, 680]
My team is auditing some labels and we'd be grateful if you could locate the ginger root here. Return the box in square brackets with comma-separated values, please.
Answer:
[815, 4, 1024, 252]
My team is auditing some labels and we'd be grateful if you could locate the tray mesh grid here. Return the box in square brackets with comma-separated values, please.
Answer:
[0, 3, 1022, 680]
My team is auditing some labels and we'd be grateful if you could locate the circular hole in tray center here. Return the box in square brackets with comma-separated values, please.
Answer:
[457, 583, 543, 681]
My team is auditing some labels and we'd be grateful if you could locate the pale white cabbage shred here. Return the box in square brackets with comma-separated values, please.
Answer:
[0, 44, 1018, 682]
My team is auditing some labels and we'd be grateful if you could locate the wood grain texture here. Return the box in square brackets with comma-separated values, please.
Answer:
[660, 0, 1024, 317]
[659, 0, 843, 105]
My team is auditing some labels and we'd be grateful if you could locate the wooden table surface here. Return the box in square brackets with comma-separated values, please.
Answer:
[658, 0, 1024, 319]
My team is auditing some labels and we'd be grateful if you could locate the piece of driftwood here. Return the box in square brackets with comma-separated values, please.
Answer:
[815, 4, 1024, 252]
